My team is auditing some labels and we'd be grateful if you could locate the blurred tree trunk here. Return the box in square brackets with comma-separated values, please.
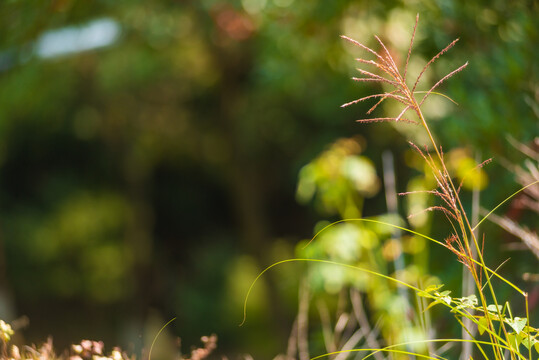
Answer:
[100, 97, 156, 338]
[193, 3, 292, 337]
[123, 151, 155, 325]
[0, 234, 16, 321]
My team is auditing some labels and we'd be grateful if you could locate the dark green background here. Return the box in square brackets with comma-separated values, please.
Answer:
[0, 0, 537, 358]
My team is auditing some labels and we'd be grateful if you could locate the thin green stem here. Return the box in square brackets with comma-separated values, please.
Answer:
[308, 218, 525, 294]
[525, 294, 531, 360]
[310, 338, 525, 360]
[148, 317, 176, 360]
[413, 91, 458, 105]
[311, 348, 444, 360]
[454, 315, 488, 360]
[240, 258, 424, 326]
[241, 252, 516, 357]
[473, 180, 539, 232]
[414, 106, 508, 359]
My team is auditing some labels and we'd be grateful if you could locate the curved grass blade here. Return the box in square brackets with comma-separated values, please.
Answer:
[148, 317, 176, 360]
[240, 258, 423, 326]
[311, 338, 522, 360]
[310, 348, 445, 360]
[413, 91, 459, 105]
[473, 180, 539, 231]
[303, 218, 525, 295]
[241, 256, 515, 349]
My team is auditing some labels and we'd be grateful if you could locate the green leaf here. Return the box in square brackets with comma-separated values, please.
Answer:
[507, 332, 521, 350]
[424, 300, 442, 312]
[432, 290, 451, 305]
[425, 284, 444, 292]
[426, 284, 444, 291]
[534, 340, 539, 354]
[418, 284, 444, 297]
[441, 296, 452, 305]
[454, 294, 479, 312]
[459, 294, 478, 307]
[487, 304, 503, 313]
[521, 336, 537, 350]
[506, 317, 527, 334]
[418, 284, 444, 298]
[478, 317, 489, 335]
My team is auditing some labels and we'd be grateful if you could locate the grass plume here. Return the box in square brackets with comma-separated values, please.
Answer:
[244, 13, 537, 360]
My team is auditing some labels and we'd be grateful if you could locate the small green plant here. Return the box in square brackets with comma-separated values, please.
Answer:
[243, 14, 538, 360]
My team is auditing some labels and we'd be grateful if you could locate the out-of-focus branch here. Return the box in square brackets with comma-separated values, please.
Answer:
[482, 210, 539, 259]
[350, 289, 384, 360]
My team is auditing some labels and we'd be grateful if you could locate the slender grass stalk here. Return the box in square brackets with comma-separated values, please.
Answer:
[416, 107, 508, 358]
[338, 14, 534, 359]
[241, 219, 535, 357]
[305, 218, 525, 294]
[312, 348, 445, 360]
[525, 295, 531, 360]
[473, 180, 539, 231]
[240, 253, 525, 358]
[310, 338, 522, 360]
[455, 315, 489, 360]
[148, 317, 176, 360]
[243, 14, 537, 360]
[240, 258, 425, 327]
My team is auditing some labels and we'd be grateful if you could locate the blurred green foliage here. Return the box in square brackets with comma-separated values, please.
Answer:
[0, 0, 536, 358]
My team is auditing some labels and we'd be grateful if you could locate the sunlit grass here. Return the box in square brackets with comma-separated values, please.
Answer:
[243, 14, 538, 360]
